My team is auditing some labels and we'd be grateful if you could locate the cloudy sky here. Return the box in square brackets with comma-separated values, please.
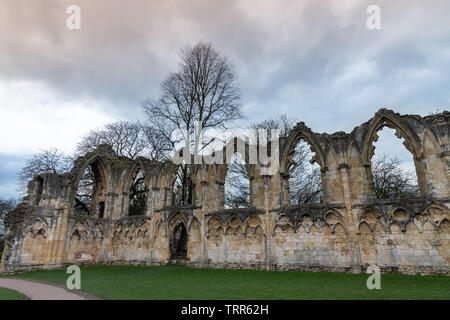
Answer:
[0, 0, 449, 198]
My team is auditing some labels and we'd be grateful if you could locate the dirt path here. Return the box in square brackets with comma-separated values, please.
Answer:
[0, 278, 101, 300]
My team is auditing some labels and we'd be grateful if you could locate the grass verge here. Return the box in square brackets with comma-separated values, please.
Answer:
[4, 265, 450, 300]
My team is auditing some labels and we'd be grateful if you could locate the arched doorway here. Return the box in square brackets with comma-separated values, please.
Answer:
[170, 222, 188, 258]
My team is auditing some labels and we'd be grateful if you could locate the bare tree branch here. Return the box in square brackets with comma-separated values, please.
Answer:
[76, 120, 149, 159]
[142, 41, 243, 204]
[17, 148, 73, 193]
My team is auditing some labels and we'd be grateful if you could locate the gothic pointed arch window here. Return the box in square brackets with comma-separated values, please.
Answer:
[287, 139, 322, 204]
[370, 127, 420, 199]
[128, 166, 148, 216]
[171, 221, 188, 258]
[73, 158, 107, 218]
[224, 152, 250, 208]
[34, 176, 44, 205]
[172, 165, 193, 206]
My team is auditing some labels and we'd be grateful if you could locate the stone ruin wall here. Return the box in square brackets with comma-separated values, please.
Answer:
[1, 109, 449, 275]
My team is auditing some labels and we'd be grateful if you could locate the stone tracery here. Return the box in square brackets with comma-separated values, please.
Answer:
[1, 109, 449, 275]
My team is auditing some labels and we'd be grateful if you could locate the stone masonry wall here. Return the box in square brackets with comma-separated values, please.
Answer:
[1, 109, 449, 275]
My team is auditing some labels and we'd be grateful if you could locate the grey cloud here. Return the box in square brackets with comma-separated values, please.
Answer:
[0, 0, 449, 129]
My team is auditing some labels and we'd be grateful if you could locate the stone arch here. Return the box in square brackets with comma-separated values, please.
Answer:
[92, 223, 104, 240]
[324, 209, 347, 234]
[136, 220, 150, 239]
[72, 156, 111, 218]
[357, 206, 385, 234]
[357, 206, 382, 223]
[297, 213, 314, 233]
[272, 214, 294, 235]
[281, 123, 326, 174]
[70, 221, 90, 241]
[333, 222, 347, 235]
[152, 217, 166, 240]
[422, 129, 449, 196]
[187, 217, 202, 261]
[112, 221, 124, 241]
[223, 151, 252, 209]
[424, 203, 450, 229]
[152, 163, 178, 208]
[243, 214, 264, 236]
[207, 216, 224, 238]
[358, 221, 373, 233]
[361, 111, 423, 164]
[74, 155, 111, 193]
[225, 215, 244, 235]
[121, 158, 149, 193]
[123, 222, 136, 242]
[127, 161, 148, 216]
[170, 163, 194, 206]
[168, 213, 189, 257]
[187, 216, 201, 232]
[34, 176, 44, 205]
[361, 110, 426, 196]
[280, 123, 325, 205]
[388, 207, 413, 232]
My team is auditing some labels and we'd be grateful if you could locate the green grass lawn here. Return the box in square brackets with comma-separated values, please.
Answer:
[0, 287, 29, 300]
[3, 265, 449, 300]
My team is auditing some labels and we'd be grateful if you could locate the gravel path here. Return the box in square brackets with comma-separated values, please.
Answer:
[0, 278, 101, 300]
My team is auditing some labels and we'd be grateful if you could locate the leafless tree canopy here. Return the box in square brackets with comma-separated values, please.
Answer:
[143, 41, 243, 204]
[288, 141, 322, 204]
[371, 155, 420, 199]
[0, 198, 17, 236]
[225, 155, 250, 208]
[73, 166, 94, 215]
[17, 148, 73, 193]
[128, 168, 147, 216]
[0, 198, 18, 257]
[76, 121, 149, 159]
[142, 41, 242, 154]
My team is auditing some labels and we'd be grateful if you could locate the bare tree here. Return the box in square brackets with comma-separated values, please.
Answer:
[17, 148, 73, 193]
[223, 115, 323, 208]
[288, 141, 322, 204]
[252, 115, 322, 205]
[371, 155, 420, 199]
[76, 120, 148, 159]
[0, 198, 18, 258]
[73, 165, 94, 215]
[224, 156, 250, 208]
[141, 124, 174, 162]
[0, 198, 17, 235]
[142, 41, 243, 204]
[128, 169, 147, 216]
